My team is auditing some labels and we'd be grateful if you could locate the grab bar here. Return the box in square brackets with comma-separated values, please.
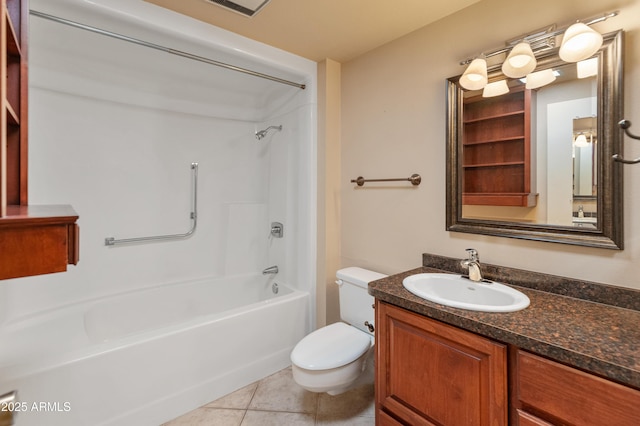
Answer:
[613, 120, 640, 164]
[105, 163, 198, 246]
[351, 174, 422, 187]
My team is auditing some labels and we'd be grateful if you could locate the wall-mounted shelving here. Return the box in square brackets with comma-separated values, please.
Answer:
[1, 0, 79, 280]
[462, 87, 537, 207]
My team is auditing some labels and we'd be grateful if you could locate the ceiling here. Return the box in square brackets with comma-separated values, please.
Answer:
[145, 0, 482, 63]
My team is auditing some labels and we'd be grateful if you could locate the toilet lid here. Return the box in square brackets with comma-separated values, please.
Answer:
[290, 322, 372, 370]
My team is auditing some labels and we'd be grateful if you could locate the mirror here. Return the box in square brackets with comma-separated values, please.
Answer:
[573, 116, 597, 198]
[446, 30, 623, 249]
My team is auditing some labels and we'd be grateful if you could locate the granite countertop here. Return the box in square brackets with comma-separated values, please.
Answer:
[368, 266, 640, 390]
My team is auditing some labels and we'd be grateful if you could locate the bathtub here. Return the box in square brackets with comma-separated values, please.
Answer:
[0, 274, 310, 426]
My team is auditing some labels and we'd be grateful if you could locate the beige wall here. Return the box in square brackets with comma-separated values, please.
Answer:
[317, 59, 342, 326]
[336, 0, 640, 293]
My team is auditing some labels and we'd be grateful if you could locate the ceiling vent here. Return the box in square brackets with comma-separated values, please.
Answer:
[205, 0, 272, 17]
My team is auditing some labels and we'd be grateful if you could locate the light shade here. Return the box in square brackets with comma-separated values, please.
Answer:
[577, 57, 599, 78]
[559, 22, 603, 62]
[459, 58, 488, 90]
[502, 42, 537, 78]
[574, 134, 589, 147]
[525, 68, 556, 89]
[482, 80, 510, 97]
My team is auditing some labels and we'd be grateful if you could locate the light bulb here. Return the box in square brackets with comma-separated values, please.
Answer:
[525, 69, 556, 89]
[559, 23, 603, 62]
[574, 134, 588, 147]
[502, 42, 537, 78]
[482, 80, 509, 97]
[459, 58, 488, 90]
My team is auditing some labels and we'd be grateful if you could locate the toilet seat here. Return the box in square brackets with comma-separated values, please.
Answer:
[290, 322, 372, 370]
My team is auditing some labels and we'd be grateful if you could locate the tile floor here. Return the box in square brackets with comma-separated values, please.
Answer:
[162, 367, 375, 425]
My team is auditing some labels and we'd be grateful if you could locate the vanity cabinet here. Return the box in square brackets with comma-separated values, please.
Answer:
[462, 87, 536, 207]
[376, 301, 640, 426]
[0, 0, 80, 279]
[511, 350, 640, 426]
[375, 301, 507, 425]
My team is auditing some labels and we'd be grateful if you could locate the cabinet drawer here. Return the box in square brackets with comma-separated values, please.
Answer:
[516, 350, 640, 425]
[516, 410, 553, 426]
[377, 409, 406, 426]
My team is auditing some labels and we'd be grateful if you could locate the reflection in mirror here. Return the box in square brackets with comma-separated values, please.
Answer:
[446, 30, 623, 249]
[573, 116, 597, 198]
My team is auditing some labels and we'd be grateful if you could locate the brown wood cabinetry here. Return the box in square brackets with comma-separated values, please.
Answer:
[511, 350, 640, 426]
[462, 87, 536, 207]
[376, 301, 640, 426]
[1, 0, 80, 279]
[0, 205, 79, 280]
[1, 0, 28, 213]
[375, 301, 507, 425]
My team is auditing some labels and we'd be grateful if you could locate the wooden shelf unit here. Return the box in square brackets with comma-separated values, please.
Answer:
[1, 0, 80, 280]
[462, 87, 537, 207]
[2, 0, 28, 214]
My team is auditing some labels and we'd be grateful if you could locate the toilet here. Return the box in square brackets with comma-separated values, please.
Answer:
[290, 267, 387, 395]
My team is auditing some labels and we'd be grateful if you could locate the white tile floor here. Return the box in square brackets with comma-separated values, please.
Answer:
[162, 367, 375, 425]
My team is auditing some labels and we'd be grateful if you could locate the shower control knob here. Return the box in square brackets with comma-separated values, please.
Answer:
[364, 321, 375, 333]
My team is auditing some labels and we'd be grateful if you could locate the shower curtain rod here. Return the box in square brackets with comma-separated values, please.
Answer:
[30, 9, 306, 90]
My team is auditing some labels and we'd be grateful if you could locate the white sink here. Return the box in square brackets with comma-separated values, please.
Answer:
[402, 273, 530, 312]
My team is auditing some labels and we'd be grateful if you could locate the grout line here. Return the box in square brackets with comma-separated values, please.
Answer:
[243, 408, 317, 415]
[239, 409, 248, 425]
[246, 380, 260, 409]
[239, 379, 260, 424]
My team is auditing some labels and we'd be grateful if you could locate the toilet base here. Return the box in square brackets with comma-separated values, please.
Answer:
[292, 346, 374, 395]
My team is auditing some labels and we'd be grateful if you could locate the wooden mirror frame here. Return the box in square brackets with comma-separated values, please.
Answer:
[446, 30, 624, 249]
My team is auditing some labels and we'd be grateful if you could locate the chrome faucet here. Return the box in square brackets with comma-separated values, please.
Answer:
[460, 248, 484, 282]
[262, 265, 279, 275]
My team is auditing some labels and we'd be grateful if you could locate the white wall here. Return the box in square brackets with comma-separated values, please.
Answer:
[340, 0, 640, 290]
[0, 0, 317, 322]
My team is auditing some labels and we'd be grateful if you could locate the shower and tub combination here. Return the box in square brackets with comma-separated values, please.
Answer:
[0, 0, 316, 425]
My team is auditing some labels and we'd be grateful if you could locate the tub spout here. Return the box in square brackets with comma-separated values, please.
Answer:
[262, 265, 279, 275]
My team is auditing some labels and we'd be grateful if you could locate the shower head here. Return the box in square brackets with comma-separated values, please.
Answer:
[255, 125, 282, 140]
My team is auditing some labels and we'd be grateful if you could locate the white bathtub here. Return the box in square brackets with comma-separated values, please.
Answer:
[0, 274, 310, 425]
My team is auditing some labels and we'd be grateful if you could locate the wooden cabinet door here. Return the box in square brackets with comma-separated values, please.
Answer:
[513, 350, 640, 426]
[376, 301, 507, 426]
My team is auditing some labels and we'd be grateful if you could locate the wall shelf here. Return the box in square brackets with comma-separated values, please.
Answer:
[0, 0, 80, 280]
[462, 87, 536, 207]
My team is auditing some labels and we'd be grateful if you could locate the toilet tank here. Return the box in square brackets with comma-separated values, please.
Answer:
[336, 267, 387, 334]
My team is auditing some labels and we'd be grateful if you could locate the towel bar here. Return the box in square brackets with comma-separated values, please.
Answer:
[613, 120, 640, 164]
[351, 174, 421, 187]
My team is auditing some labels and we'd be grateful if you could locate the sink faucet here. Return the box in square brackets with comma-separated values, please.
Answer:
[460, 248, 483, 282]
[262, 265, 279, 275]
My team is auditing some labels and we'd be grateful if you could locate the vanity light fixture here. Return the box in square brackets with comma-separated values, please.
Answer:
[458, 11, 617, 92]
[502, 42, 537, 78]
[559, 22, 603, 62]
[459, 57, 488, 90]
[577, 57, 599, 78]
[525, 68, 556, 89]
[574, 133, 589, 147]
[482, 80, 510, 97]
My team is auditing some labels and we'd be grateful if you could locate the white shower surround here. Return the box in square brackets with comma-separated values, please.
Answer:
[0, 0, 317, 424]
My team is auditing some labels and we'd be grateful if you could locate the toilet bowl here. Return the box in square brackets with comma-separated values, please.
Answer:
[290, 267, 386, 395]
